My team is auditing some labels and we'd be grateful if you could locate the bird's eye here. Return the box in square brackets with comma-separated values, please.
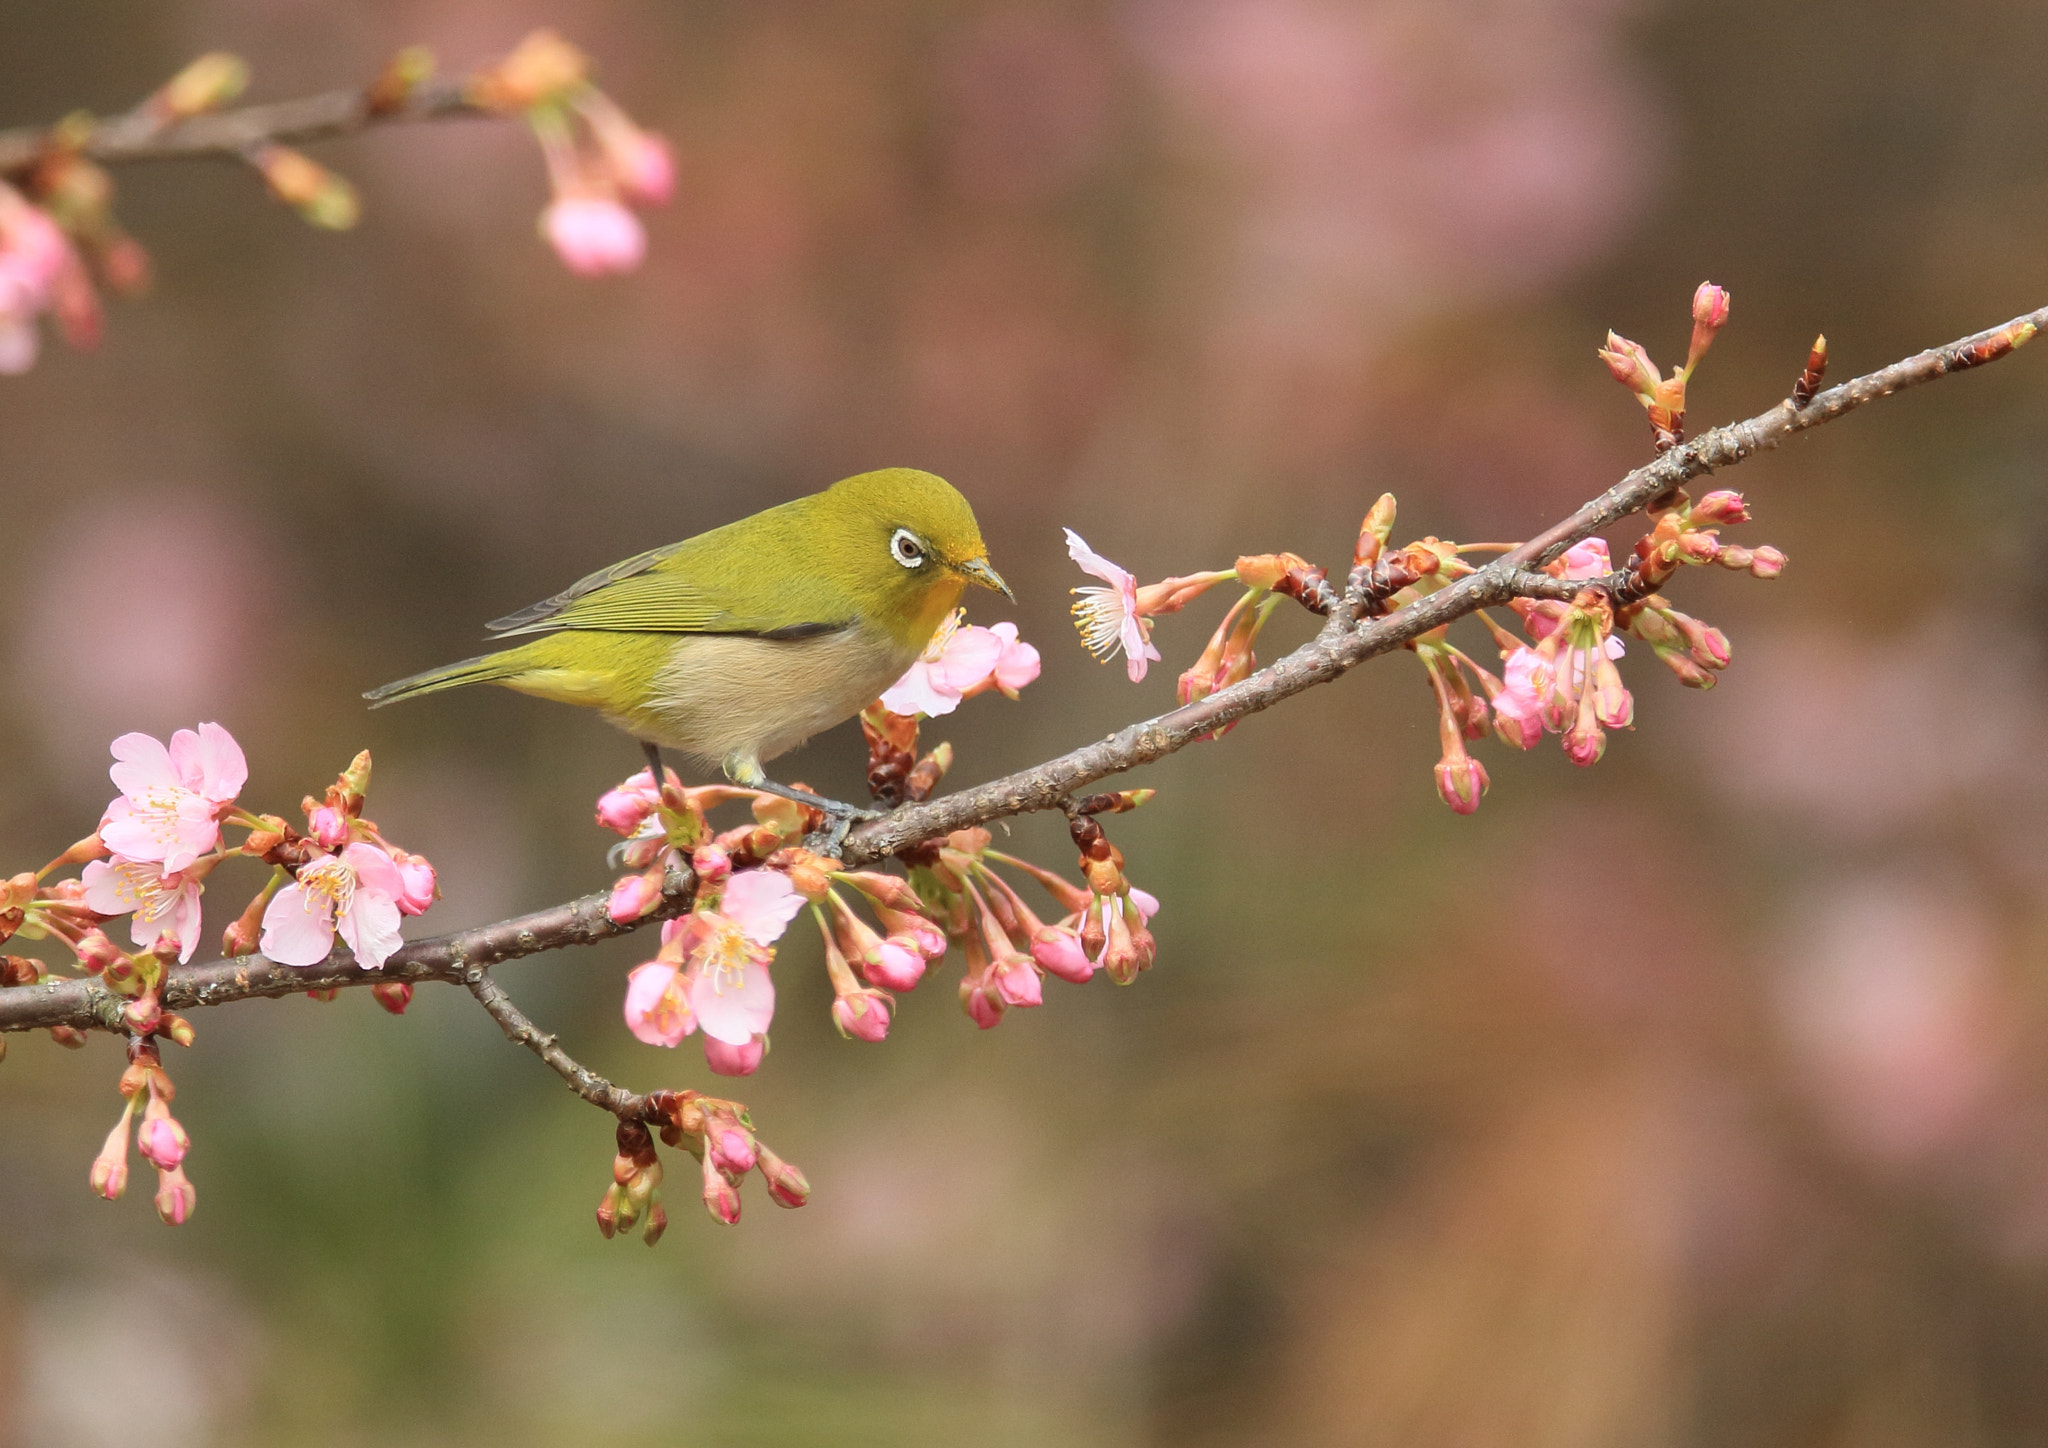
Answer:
[890, 528, 927, 569]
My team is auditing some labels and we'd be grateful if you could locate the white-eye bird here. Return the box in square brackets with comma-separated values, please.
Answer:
[365, 467, 1009, 819]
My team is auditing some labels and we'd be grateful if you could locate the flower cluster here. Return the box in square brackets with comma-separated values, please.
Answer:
[470, 29, 675, 277]
[0, 722, 439, 1222]
[1053, 282, 1785, 816]
[0, 32, 670, 375]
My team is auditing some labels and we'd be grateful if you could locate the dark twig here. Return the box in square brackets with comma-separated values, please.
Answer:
[463, 967, 649, 1119]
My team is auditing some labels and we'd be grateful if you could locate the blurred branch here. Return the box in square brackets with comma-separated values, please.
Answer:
[1, 304, 2042, 1051]
[0, 80, 485, 176]
[839, 304, 2047, 864]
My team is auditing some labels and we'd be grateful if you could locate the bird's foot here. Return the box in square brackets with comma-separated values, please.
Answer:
[744, 778, 883, 857]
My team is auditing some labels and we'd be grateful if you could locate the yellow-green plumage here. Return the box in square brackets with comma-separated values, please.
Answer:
[365, 468, 1008, 781]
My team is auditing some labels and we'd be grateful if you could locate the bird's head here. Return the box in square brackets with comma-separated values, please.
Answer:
[821, 467, 1011, 644]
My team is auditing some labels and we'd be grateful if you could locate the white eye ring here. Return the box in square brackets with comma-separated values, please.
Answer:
[890, 528, 928, 569]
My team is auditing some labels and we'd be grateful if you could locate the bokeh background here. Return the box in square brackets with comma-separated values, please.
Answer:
[5, 1, 2048, 1444]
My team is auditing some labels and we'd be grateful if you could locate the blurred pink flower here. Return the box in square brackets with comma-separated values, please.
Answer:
[100, 723, 247, 873]
[1491, 647, 1547, 749]
[259, 842, 407, 970]
[578, 91, 676, 207]
[1065, 528, 1160, 681]
[81, 858, 202, 963]
[0, 199, 71, 374]
[542, 196, 646, 276]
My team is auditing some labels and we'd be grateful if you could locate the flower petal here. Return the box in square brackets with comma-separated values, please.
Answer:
[338, 889, 404, 971]
[107, 732, 177, 798]
[690, 958, 776, 1043]
[193, 722, 248, 801]
[260, 884, 337, 966]
[1063, 527, 1133, 589]
[880, 661, 960, 718]
[624, 961, 695, 1046]
[723, 870, 804, 946]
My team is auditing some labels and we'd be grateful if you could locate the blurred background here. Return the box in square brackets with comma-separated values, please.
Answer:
[5, 0, 2048, 1443]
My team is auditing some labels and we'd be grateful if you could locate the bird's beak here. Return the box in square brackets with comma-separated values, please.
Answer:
[957, 556, 1014, 601]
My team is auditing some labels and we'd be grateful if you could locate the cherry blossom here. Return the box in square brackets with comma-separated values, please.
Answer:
[1065, 528, 1162, 681]
[542, 196, 645, 276]
[259, 842, 408, 970]
[81, 857, 203, 963]
[99, 722, 247, 872]
[880, 610, 1005, 717]
[622, 869, 803, 1055]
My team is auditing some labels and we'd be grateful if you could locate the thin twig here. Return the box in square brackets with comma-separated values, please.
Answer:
[0, 305, 2041, 1039]
[463, 967, 648, 1118]
[0, 80, 487, 176]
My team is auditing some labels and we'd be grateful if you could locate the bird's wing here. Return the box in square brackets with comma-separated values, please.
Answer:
[485, 542, 851, 639]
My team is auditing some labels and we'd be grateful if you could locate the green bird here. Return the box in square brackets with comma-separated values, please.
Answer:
[365, 467, 1009, 823]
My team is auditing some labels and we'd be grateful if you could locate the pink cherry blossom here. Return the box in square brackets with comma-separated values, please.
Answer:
[137, 1112, 190, 1171]
[1032, 923, 1095, 983]
[153, 1164, 196, 1225]
[307, 806, 349, 848]
[832, 991, 893, 1042]
[81, 858, 203, 962]
[0, 200, 71, 375]
[259, 842, 406, 970]
[624, 959, 694, 1046]
[542, 196, 646, 276]
[1490, 648, 1548, 750]
[1065, 528, 1161, 681]
[988, 622, 1042, 696]
[99, 722, 247, 873]
[880, 610, 1005, 717]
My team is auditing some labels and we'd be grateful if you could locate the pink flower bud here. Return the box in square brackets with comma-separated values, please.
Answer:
[595, 1181, 623, 1238]
[307, 806, 349, 848]
[1689, 490, 1748, 526]
[89, 1112, 131, 1200]
[1563, 719, 1606, 766]
[642, 1200, 669, 1245]
[702, 1166, 742, 1226]
[1101, 908, 1142, 985]
[596, 777, 659, 835]
[542, 196, 646, 277]
[393, 854, 437, 916]
[960, 976, 1004, 1029]
[74, 927, 123, 975]
[831, 991, 893, 1042]
[606, 130, 675, 208]
[702, 1036, 763, 1077]
[607, 868, 664, 924]
[757, 1148, 810, 1208]
[1596, 332, 1660, 399]
[1031, 924, 1095, 983]
[875, 904, 947, 961]
[992, 955, 1043, 1008]
[1748, 545, 1787, 579]
[710, 1127, 757, 1177]
[863, 938, 926, 992]
[137, 1114, 189, 1170]
[371, 980, 413, 1015]
[154, 1164, 196, 1225]
[1434, 751, 1488, 815]
[1692, 281, 1731, 330]
[1592, 656, 1634, 729]
[690, 844, 732, 891]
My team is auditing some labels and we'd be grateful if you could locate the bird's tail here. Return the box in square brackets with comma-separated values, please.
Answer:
[363, 651, 518, 708]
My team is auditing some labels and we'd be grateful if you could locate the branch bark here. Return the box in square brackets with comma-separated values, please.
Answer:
[1, 304, 2041, 1050]
[0, 80, 488, 176]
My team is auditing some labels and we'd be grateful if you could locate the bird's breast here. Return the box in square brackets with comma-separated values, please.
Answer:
[621, 624, 919, 767]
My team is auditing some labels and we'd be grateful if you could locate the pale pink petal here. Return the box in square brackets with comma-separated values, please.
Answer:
[166, 728, 205, 791]
[1120, 616, 1161, 682]
[337, 890, 403, 970]
[543, 196, 646, 276]
[1129, 887, 1160, 921]
[990, 624, 1042, 693]
[690, 957, 776, 1044]
[260, 884, 337, 966]
[624, 961, 695, 1046]
[0, 313, 38, 374]
[722, 870, 804, 946]
[108, 732, 179, 797]
[80, 858, 146, 916]
[192, 722, 247, 800]
[1063, 527, 1134, 590]
[936, 625, 1004, 693]
[164, 879, 203, 963]
[342, 842, 402, 900]
[880, 660, 961, 718]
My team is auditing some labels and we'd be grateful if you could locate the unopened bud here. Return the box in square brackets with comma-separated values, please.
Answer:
[906, 741, 953, 800]
[156, 52, 249, 119]
[50, 1025, 88, 1049]
[153, 1165, 197, 1225]
[371, 980, 413, 1015]
[251, 146, 361, 230]
[757, 1147, 810, 1208]
[1356, 493, 1398, 567]
[595, 1181, 623, 1238]
[365, 45, 436, 114]
[1597, 332, 1660, 400]
[160, 1014, 196, 1048]
[1434, 749, 1489, 816]
[709, 1127, 757, 1177]
[122, 995, 163, 1036]
[642, 1200, 668, 1246]
[832, 991, 893, 1042]
[1748, 545, 1787, 579]
[1687, 490, 1749, 526]
[470, 28, 590, 111]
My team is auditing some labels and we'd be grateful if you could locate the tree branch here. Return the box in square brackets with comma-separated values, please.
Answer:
[838, 305, 2046, 864]
[0, 81, 488, 176]
[1, 304, 2041, 1040]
